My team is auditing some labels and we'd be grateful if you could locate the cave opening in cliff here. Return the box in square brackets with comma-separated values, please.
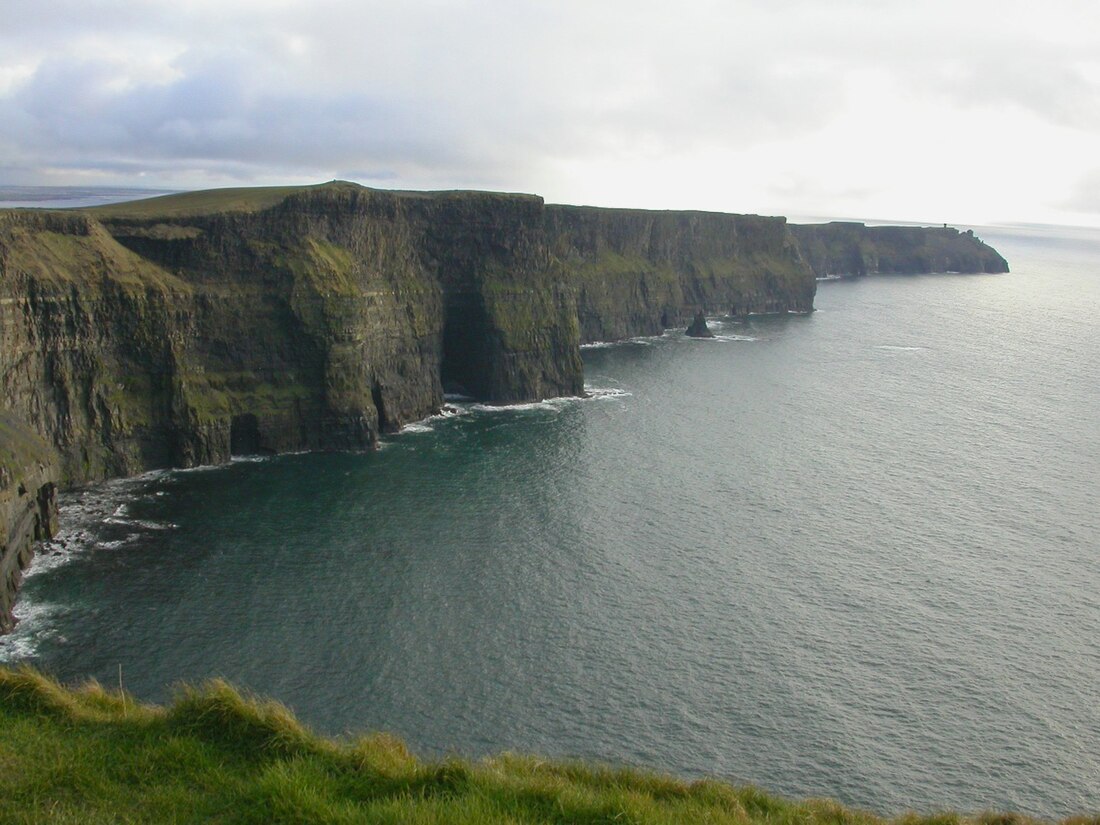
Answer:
[440, 296, 490, 400]
[229, 414, 262, 456]
[370, 382, 390, 433]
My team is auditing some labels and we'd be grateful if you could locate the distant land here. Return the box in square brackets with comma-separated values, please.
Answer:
[0, 185, 177, 211]
[0, 180, 1008, 633]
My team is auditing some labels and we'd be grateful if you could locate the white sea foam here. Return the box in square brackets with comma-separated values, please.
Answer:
[103, 516, 176, 530]
[584, 386, 631, 400]
[395, 404, 470, 435]
[712, 334, 759, 342]
[136, 519, 176, 531]
[0, 597, 62, 662]
[875, 345, 927, 352]
[470, 400, 562, 414]
[21, 543, 79, 577]
[167, 462, 222, 474]
[19, 468, 178, 601]
[582, 335, 661, 349]
[464, 387, 632, 413]
[96, 535, 140, 550]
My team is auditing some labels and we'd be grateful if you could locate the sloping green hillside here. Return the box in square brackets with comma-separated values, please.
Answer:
[1, 667, 1090, 825]
[86, 184, 315, 218]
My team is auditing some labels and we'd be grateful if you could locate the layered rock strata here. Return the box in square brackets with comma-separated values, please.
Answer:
[546, 206, 814, 342]
[0, 415, 58, 633]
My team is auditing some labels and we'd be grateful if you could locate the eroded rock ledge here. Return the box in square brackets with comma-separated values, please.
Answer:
[0, 182, 1009, 631]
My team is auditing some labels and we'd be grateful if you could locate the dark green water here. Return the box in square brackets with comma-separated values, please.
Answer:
[4, 224, 1098, 817]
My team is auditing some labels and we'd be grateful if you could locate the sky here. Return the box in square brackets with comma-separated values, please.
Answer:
[2, 0, 1099, 226]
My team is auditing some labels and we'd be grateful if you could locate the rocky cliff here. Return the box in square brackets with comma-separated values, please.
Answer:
[0, 414, 58, 633]
[546, 206, 814, 342]
[0, 182, 1011, 632]
[790, 221, 1009, 278]
[1, 183, 587, 489]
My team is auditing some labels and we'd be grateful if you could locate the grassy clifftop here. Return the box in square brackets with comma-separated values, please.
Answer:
[0, 667, 1090, 825]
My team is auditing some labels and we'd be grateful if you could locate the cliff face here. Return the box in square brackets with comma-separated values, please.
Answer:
[0, 182, 1012, 633]
[0, 211, 193, 480]
[0, 414, 58, 633]
[790, 222, 1009, 278]
[397, 191, 583, 403]
[546, 206, 815, 342]
[0, 184, 592, 485]
[98, 185, 448, 463]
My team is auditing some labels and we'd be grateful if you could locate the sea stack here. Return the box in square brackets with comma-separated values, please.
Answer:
[685, 312, 715, 338]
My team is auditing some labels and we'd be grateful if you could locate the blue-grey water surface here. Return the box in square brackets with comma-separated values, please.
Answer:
[3, 223, 1098, 817]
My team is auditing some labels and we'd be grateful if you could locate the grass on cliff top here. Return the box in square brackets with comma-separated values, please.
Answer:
[84, 180, 540, 220]
[1, 667, 1094, 825]
[84, 184, 320, 218]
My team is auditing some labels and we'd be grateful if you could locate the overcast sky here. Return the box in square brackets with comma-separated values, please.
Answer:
[2, 0, 1098, 225]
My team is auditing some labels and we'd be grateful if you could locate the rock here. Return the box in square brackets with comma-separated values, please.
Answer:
[685, 312, 715, 338]
[0, 415, 59, 634]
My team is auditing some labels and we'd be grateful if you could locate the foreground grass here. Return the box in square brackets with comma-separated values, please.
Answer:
[0, 667, 1093, 825]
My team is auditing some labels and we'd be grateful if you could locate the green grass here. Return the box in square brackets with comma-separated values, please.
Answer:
[84, 185, 320, 219]
[1, 667, 1092, 825]
[82, 181, 538, 220]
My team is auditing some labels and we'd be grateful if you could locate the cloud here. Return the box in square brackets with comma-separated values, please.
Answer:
[1, 0, 1099, 223]
[1062, 169, 1100, 215]
[0, 4, 848, 186]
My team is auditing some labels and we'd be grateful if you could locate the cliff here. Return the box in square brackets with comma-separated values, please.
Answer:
[790, 222, 1009, 278]
[0, 182, 1011, 632]
[1, 184, 588, 486]
[547, 206, 814, 342]
[0, 415, 58, 633]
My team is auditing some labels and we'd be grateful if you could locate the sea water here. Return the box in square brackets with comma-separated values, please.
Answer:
[2, 222, 1098, 817]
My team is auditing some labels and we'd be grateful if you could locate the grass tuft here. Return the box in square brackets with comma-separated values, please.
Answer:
[166, 678, 321, 759]
[0, 666, 1092, 824]
[0, 665, 80, 717]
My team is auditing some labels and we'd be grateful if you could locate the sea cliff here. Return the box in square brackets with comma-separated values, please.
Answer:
[0, 416, 58, 634]
[546, 206, 815, 341]
[0, 181, 1009, 631]
[790, 221, 1008, 278]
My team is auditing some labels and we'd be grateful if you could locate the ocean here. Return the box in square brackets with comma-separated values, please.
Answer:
[2, 218, 1097, 817]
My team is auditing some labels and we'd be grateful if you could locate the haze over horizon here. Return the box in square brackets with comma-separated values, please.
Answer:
[2, 0, 1098, 227]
